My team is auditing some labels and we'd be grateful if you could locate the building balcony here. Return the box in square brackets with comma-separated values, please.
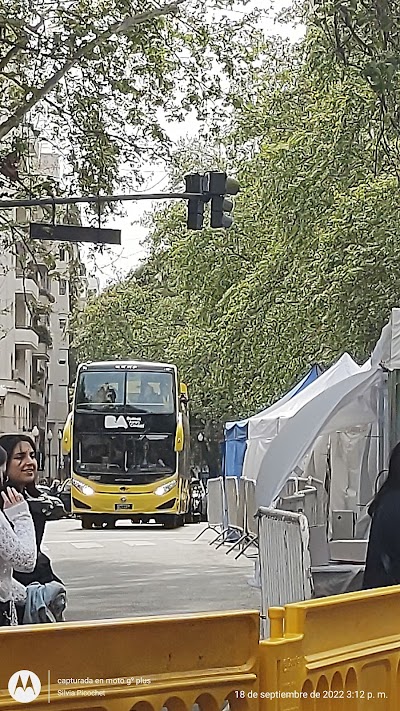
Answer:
[30, 387, 46, 407]
[32, 323, 52, 347]
[14, 326, 39, 351]
[33, 342, 50, 361]
[15, 277, 40, 301]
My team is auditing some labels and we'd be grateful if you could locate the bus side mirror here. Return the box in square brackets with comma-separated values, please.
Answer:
[174, 413, 184, 452]
[180, 383, 188, 407]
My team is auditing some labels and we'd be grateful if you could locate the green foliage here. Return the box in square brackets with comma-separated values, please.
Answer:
[0, 0, 264, 199]
[71, 5, 400, 425]
[308, 0, 400, 171]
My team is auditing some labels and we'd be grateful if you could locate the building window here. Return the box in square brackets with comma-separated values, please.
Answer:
[13, 405, 17, 426]
[59, 247, 66, 262]
[59, 358, 67, 365]
[59, 279, 67, 295]
[59, 317, 67, 330]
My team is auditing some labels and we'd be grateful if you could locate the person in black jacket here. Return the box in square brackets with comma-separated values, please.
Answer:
[363, 442, 400, 589]
[0, 434, 62, 587]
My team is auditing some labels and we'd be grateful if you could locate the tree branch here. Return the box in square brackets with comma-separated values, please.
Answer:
[0, 44, 23, 73]
[0, 0, 185, 142]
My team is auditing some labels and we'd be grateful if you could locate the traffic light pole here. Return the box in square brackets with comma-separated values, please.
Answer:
[0, 191, 204, 209]
[0, 170, 240, 234]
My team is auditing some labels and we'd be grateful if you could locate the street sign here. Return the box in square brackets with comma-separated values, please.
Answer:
[30, 223, 121, 245]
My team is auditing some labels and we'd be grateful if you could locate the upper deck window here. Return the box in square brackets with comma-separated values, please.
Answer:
[76, 371, 124, 405]
[75, 370, 175, 414]
[126, 372, 174, 414]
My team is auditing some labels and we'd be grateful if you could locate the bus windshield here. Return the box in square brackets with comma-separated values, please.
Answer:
[74, 433, 176, 482]
[75, 370, 175, 415]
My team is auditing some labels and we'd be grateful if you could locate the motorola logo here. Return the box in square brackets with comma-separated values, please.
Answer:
[8, 670, 41, 703]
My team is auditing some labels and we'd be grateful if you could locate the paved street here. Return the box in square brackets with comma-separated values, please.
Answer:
[43, 519, 261, 622]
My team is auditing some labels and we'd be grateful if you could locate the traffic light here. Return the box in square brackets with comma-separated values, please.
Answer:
[184, 171, 240, 230]
[208, 172, 240, 229]
[185, 173, 206, 230]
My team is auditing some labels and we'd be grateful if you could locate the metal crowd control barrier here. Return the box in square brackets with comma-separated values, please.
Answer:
[259, 585, 400, 709]
[233, 478, 258, 560]
[215, 477, 239, 549]
[195, 477, 225, 541]
[257, 507, 312, 638]
[0, 611, 259, 710]
[225, 477, 248, 555]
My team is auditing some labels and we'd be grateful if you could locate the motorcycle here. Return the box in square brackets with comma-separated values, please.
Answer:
[188, 480, 207, 522]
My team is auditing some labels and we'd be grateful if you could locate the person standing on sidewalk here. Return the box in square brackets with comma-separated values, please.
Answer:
[0, 434, 62, 586]
[0, 444, 36, 625]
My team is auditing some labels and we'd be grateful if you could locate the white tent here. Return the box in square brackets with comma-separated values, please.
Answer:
[254, 366, 384, 509]
[242, 353, 362, 481]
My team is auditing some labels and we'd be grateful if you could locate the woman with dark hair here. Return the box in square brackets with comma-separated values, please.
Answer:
[0, 434, 62, 587]
[363, 441, 400, 588]
[0, 444, 36, 625]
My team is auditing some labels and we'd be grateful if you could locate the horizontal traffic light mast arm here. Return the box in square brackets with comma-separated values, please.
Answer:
[0, 191, 205, 210]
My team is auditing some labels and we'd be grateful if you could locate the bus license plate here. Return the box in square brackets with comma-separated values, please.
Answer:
[115, 504, 133, 510]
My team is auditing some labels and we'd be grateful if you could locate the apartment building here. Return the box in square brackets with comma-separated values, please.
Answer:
[0, 141, 96, 480]
[46, 251, 99, 480]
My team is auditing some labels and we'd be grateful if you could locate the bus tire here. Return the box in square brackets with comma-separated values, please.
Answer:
[105, 519, 116, 528]
[163, 514, 184, 529]
[81, 517, 92, 530]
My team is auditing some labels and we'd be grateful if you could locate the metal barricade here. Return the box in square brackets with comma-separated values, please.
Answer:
[225, 477, 248, 555]
[215, 476, 239, 548]
[234, 478, 258, 560]
[257, 507, 312, 638]
[194, 477, 225, 541]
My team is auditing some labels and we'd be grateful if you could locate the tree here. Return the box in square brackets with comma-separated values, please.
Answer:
[0, 0, 264, 201]
[308, 0, 400, 173]
[71, 8, 400, 427]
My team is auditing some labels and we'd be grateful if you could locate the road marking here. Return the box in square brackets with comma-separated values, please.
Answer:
[70, 542, 104, 549]
[44, 537, 206, 546]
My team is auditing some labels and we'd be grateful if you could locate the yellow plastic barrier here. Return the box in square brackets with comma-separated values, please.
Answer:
[3, 588, 400, 710]
[0, 610, 260, 710]
[259, 586, 400, 709]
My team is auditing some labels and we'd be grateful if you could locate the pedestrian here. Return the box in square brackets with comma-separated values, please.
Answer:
[0, 434, 62, 587]
[363, 442, 400, 589]
[0, 444, 37, 626]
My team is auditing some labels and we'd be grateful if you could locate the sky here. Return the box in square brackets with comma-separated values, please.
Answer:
[85, 1, 304, 289]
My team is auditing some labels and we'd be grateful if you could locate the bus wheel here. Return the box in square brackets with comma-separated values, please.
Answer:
[105, 519, 116, 529]
[163, 515, 184, 529]
[81, 517, 92, 530]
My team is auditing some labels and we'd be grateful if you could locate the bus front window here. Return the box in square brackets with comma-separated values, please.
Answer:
[76, 372, 124, 407]
[74, 434, 176, 476]
[126, 372, 174, 414]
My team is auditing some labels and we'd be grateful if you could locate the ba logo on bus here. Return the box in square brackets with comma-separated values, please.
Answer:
[8, 670, 41, 703]
[104, 415, 145, 429]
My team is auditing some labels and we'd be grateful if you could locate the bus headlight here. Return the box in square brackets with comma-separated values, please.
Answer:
[154, 481, 176, 496]
[72, 478, 94, 496]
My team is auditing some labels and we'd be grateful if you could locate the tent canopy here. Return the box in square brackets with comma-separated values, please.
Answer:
[254, 366, 383, 508]
[223, 364, 322, 478]
[242, 353, 361, 481]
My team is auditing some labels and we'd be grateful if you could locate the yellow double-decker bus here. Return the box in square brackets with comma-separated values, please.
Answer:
[62, 360, 191, 529]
